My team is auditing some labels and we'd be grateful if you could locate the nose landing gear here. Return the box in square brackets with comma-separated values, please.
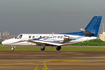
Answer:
[11, 46, 16, 51]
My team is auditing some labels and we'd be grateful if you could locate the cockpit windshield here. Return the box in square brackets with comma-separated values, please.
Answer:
[15, 34, 23, 39]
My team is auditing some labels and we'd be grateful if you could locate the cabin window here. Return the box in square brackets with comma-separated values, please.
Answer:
[39, 36, 42, 38]
[58, 36, 61, 38]
[43, 36, 47, 38]
[61, 36, 63, 38]
[29, 36, 31, 38]
[33, 36, 35, 38]
[53, 36, 56, 38]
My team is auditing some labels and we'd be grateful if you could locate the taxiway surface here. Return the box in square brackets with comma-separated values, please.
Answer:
[0, 51, 105, 70]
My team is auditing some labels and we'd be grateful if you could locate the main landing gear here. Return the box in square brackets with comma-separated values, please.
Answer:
[40, 45, 61, 51]
[56, 46, 61, 51]
[40, 44, 45, 51]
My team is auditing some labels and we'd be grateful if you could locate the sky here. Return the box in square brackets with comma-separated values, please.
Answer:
[0, 0, 105, 35]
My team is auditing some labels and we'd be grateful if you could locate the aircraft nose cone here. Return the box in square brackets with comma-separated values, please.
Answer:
[2, 41, 7, 45]
[2, 41, 5, 45]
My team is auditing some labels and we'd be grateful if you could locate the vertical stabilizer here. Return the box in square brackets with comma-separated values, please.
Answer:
[85, 16, 102, 37]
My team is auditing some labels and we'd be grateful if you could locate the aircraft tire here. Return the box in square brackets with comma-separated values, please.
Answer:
[11, 47, 14, 51]
[56, 46, 61, 51]
[41, 47, 45, 51]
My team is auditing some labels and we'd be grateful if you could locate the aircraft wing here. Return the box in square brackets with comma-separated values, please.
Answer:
[26, 37, 81, 46]
[26, 39, 63, 46]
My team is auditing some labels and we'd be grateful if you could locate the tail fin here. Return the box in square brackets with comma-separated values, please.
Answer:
[83, 16, 102, 37]
[61, 16, 102, 37]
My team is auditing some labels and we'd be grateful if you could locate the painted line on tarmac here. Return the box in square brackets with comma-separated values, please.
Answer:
[0, 63, 33, 66]
[39, 60, 83, 62]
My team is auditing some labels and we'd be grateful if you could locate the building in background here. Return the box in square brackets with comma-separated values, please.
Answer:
[99, 24, 105, 41]
[0, 32, 1, 36]
[99, 32, 105, 41]
[2, 31, 9, 37]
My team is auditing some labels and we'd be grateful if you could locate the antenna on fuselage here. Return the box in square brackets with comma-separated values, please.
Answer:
[52, 32, 54, 39]
[103, 24, 104, 32]
[52, 32, 54, 34]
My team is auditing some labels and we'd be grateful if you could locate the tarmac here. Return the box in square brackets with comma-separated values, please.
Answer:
[0, 51, 105, 70]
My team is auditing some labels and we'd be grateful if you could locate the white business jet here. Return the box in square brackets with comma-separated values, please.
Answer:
[2, 16, 102, 51]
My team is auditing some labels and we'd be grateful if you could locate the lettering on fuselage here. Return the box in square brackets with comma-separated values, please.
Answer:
[28, 35, 64, 39]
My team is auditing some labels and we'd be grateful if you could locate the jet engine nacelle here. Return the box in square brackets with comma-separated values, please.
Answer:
[59, 35, 75, 43]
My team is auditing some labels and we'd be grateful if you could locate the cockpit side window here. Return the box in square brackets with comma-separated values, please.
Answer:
[15, 34, 22, 39]
[19, 35, 22, 39]
[15, 37, 17, 39]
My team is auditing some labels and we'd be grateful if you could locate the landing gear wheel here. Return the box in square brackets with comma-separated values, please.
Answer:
[56, 46, 61, 51]
[40, 44, 45, 51]
[11, 47, 14, 51]
[11, 46, 16, 51]
[41, 47, 45, 51]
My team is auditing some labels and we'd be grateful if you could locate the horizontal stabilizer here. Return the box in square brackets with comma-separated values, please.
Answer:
[80, 28, 94, 35]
